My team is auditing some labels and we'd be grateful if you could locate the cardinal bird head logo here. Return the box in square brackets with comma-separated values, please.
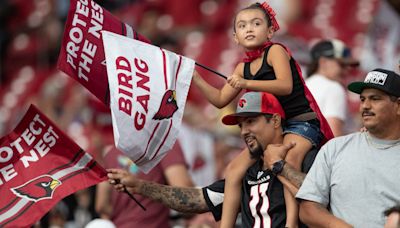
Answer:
[153, 90, 179, 120]
[11, 175, 62, 202]
[238, 98, 247, 108]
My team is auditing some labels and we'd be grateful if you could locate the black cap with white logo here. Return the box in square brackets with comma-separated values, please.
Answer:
[348, 68, 400, 97]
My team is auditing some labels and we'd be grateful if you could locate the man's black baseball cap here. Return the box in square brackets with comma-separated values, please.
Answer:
[348, 68, 400, 97]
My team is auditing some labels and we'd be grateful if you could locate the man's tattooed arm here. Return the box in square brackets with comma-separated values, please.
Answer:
[273, 163, 306, 196]
[281, 163, 306, 189]
[138, 180, 209, 213]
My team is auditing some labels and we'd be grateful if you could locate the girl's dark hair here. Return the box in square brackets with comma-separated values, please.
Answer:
[233, 3, 272, 32]
[306, 60, 320, 77]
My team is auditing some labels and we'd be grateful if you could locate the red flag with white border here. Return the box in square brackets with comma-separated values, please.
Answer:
[102, 31, 194, 173]
[0, 105, 107, 227]
[57, 0, 150, 106]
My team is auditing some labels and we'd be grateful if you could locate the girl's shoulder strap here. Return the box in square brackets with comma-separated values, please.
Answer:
[243, 61, 251, 79]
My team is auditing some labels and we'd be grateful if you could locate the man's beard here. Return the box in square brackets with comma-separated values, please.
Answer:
[247, 140, 264, 159]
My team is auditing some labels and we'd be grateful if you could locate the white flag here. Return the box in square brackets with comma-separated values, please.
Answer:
[102, 31, 194, 173]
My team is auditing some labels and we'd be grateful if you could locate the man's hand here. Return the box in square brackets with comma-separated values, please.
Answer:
[264, 142, 306, 195]
[107, 169, 142, 194]
[227, 74, 247, 89]
[263, 142, 296, 170]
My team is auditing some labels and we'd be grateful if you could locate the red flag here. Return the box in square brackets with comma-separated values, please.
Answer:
[0, 105, 107, 227]
[57, 0, 150, 106]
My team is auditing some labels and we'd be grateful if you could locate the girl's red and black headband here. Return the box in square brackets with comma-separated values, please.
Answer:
[260, 2, 280, 32]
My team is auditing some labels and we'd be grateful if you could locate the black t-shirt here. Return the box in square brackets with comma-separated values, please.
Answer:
[202, 148, 318, 228]
[243, 44, 313, 119]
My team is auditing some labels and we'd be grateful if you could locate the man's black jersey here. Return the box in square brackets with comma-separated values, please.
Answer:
[203, 161, 286, 227]
[202, 148, 318, 228]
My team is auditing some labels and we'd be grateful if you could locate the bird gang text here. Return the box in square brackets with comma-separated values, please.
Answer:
[116, 56, 150, 131]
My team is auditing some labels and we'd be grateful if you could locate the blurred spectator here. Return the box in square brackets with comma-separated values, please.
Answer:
[137, 9, 163, 42]
[153, 34, 181, 53]
[73, 189, 95, 227]
[306, 39, 359, 136]
[95, 143, 194, 228]
[85, 218, 116, 228]
[48, 201, 69, 228]
[36, 74, 91, 132]
[360, 0, 400, 71]
[39, 186, 98, 227]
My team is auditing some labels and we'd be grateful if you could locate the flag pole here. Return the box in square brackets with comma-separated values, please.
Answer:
[195, 62, 227, 79]
[115, 179, 147, 211]
[124, 186, 147, 211]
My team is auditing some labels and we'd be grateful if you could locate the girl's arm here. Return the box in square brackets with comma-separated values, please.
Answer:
[220, 148, 256, 228]
[192, 65, 242, 109]
[244, 44, 293, 96]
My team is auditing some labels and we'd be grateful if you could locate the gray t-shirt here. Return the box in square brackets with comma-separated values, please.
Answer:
[296, 132, 400, 227]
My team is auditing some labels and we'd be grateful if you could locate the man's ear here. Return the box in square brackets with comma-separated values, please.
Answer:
[272, 114, 282, 128]
[396, 98, 400, 115]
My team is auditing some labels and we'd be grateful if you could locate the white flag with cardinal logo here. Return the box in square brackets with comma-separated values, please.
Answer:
[102, 31, 194, 173]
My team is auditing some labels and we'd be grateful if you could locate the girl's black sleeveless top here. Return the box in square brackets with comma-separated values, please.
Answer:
[243, 45, 312, 119]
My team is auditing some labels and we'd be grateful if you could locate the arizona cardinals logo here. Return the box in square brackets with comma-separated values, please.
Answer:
[153, 90, 178, 120]
[11, 175, 61, 202]
[238, 98, 247, 108]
